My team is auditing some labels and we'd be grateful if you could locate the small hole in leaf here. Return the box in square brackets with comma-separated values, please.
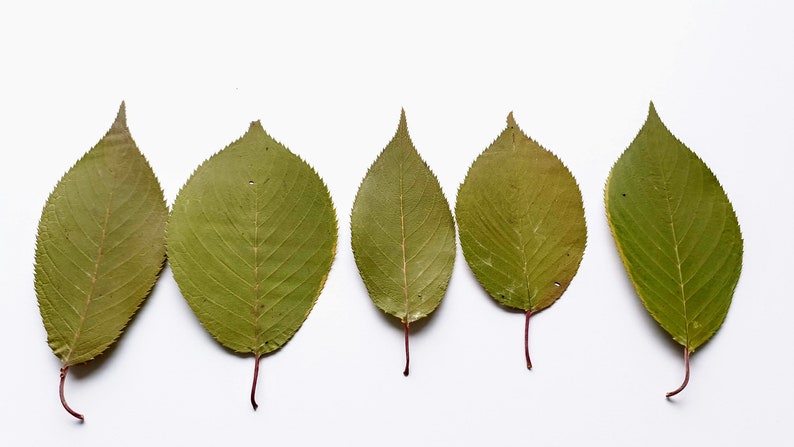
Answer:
[554, 282, 561, 287]
[249, 180, 255, 185]
[621, 193, 626, 197]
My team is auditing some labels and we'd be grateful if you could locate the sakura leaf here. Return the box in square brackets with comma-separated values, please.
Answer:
[350, 110, 456, 376]
[34, 102, 168, 420]
[167, 121, 337, 409]
[605, 103, 743, 397]
[455, 113, 586, 369]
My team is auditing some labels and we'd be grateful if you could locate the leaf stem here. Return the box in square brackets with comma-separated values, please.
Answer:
[524, 310, 533, 369]
[59, 366, 84, 421]
[403, 321, 410, 376]
[666, 347, 690, 398]
[251, 355, 261, 410]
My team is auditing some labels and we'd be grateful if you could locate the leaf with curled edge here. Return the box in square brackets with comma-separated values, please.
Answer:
[34, 102, 168, 420]
[605, 102, 742, 397]
[350, 110, 456, 376]
[455, 113, 586, 370]
[167, 120, 337, 409]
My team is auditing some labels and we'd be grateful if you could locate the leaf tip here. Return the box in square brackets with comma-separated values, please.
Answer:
[506, 111, 517, 128]
[398, 108, 408, 133]
[111, 101, 128, 132]
[647, 101, 660, 121]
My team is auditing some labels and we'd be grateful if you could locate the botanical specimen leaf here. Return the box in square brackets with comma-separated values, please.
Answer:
[34, 102, 168, 420]
[455, 113, 586, 369]
[167, 121, 337, 409]
[350, 110, 456, 376]
[605, 103, 742, 397]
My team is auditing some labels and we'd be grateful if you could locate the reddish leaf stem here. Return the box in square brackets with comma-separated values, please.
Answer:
[524, 310, 533, 369]
[666, 347, 690, 398]
[251, 355, 261, 410]
[403, 321, 410, 376]
[59, 366, 84, 421]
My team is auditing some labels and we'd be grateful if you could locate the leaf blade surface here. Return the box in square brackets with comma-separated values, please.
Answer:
[351, 111, 456, 324]
[35, 102, 167, 367]
[167, 121, 337, 404]
[456, 114, 586, 312]
[605, 103, 743, 355]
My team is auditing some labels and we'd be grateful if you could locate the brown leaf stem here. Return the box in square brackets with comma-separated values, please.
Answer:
[251, 355, 261, 410]
[403, 321, 410, 376]
[666, 347, 690, 398]
[524, 310, 533, 369]
[59, 366, 84, 421]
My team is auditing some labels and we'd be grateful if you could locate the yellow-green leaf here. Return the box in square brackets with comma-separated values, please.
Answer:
[605, 103, 743, 397]
[34, 102, 168, 420]
[350, 110, 456, 376]
[167, 121, 337, 409]
[455, 113, 586, 369]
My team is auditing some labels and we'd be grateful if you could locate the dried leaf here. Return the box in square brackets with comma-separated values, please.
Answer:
[350, 110, 456, 375]
[455, 113, 586, 369]
[605, 102, 743, 397]
[167, 121, 337, 409]
[34, 102, 168, 420]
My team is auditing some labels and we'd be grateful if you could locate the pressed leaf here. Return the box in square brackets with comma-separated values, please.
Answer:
[350, 110, 456, 376]
[605, 102, 742, 397]
[34, 102, 168, 420]
[455, 113, 586, 369]
[167, 121, 337, 409]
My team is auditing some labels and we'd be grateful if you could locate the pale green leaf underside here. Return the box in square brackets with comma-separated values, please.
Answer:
[168, 122, 337, 357]
[456, 113, 586, 312]
[35, 102, 168, 367]
[351, 111, 456, 323]
[605, 103, 743, 352]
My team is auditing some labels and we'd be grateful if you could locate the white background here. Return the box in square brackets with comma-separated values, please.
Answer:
[1, 1, 792, 445]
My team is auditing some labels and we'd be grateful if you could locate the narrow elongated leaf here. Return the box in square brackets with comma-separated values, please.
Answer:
[167, 121, 337, 409]
[605, 103, 742, 397]
[350, 110, 456, 376]
[34, 102, 168, 420]
[455, 113, 586, 369]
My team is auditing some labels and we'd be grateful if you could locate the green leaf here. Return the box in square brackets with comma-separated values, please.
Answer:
[34, 102, 168, 420]
[350, 110, 456, 376]
[455, 113, 586, 369]
[167, 121, 337, 409]
[605, 102, 743, 397]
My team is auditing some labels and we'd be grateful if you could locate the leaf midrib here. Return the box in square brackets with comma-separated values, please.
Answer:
[64, 191, 113, 366]
[510, 129, 532, 309]
[399, 161, 410, 322]
[253, 185, 262, 351]
[657, 152, 690, 348]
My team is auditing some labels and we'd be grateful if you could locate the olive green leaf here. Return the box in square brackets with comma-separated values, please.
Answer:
[34, 102, 168, 420]
[605, 103, 742, 397]
[167, 121, 337, 409]
[350, 110, 456, 376]
[455, 113, 586, 370]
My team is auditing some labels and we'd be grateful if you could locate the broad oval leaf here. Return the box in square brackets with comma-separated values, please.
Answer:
[34, 102, 168, 420]
[167, 121, 337, 409]
[350, 110, 456, 375]
[605, 103, 742, 397]
[455, 113, 586, 369]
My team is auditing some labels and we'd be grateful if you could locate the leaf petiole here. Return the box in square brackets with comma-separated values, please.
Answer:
[666, 347, 690, 398]
[251, 355, 261, 410]
[59, 366, 84, 421]
[403, 321, 410, 376]
[524, 310, 533, 370]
